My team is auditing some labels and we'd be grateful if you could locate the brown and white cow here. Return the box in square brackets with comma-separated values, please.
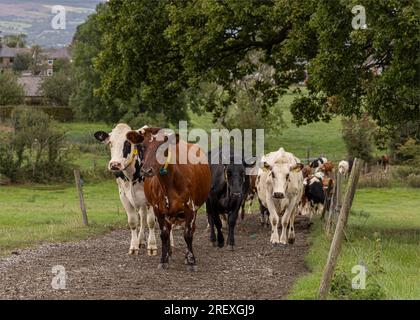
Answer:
[256, 148, 304, 245]
[94, 123, 157, 256]
[126, 127, 211, 271]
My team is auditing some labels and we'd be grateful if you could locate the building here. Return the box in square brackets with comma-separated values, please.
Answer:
[0, 46, 18, 69]
[17, 75, 43, 105]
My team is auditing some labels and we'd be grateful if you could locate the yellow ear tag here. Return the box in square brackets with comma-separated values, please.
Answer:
[133, 149, 138, 155]
[262, 167, 269, 172]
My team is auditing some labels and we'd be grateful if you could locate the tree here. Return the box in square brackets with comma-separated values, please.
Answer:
[70, 3, 108, 121]
[12, 52, 32, 72]
[342, 114, 376, 163]
[78, 0, 418, 129]
[2, 34, 27, 48]
[41, 71, 76, 106]
[0, 71, 24, 105]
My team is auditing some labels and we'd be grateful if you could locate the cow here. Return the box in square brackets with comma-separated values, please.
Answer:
[301, 175, 325, 219]
[318, 161, 334, 176]
[94, 123, 157, 256]
[240, 164, 258, 220]
[378, 155, 390, 172]
[126, 127, 211, 271]
[302, 165, 313, 179]
[206, 148, 254, 250]
[338, 160, 349, 176]
[256, 148, 304, 246]
[310, 157, 328, 170]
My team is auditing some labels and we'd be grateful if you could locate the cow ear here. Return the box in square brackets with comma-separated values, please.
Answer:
[126, 130, 144, 145]
[291, 163, 304, 172]
[94, 131, 109, 143]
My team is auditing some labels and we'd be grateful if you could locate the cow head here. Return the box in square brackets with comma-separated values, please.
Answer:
[264, 159, 304, 199]
[126, 127, 179, 177]
[94, 123, 138, 172]
[223, 160, 252, 199]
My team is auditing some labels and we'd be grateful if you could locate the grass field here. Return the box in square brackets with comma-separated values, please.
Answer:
[287, 188, 420, 300]
[0, 181, 125, 256]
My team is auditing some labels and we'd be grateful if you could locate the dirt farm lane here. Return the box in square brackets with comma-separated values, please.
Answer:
[0, 213, 310, 299]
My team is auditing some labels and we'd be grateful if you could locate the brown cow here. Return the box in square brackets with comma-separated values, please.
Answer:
[318, 161, 334, 175]
[126, 127, 211, 271]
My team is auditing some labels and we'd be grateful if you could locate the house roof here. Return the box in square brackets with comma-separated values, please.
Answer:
[0, 46, 31, 58]
[46, 47, 72, 60]
[17, 76, 43, 97]
[0, 46, 18, 58]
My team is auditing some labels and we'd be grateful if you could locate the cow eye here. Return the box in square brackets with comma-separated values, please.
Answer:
[271, 172, 275, 178]
[286, 174, 290, 180]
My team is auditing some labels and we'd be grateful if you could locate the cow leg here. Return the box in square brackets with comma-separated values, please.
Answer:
[120, 195, 140, 255]
[212, 213, 224, 248]
[288, 205, 297, 244]
[206, 200, 217, 246]
[227, 208, 239, 251]
[280, 198, 297, 245]
[143, 206, 157, 256]
[259, 198, 266, 227]
[157, 214, 170, 270]
[240, 198, 246, 220]
[137, 206, 147, 249]
[184, 207, 197, 272]
[266, 199, 280, 245]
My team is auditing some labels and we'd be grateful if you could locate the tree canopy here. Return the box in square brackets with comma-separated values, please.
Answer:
[72, 0, 419, 130]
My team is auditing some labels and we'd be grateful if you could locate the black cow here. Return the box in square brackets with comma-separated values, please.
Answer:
[310, 157, 328, 169]
[206, 148, 254, 250]
[303, 176, 326, 218]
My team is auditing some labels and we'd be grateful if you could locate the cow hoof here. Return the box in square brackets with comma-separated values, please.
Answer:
[187, 265, 198, 272]
[227, 245, 234, 251]
[157, 263, 169, 270]
[147, 249, 158, 256]
[128, 249, 139, 255]
[271, 243, 280, 247]
[217, 242, 224, 248]
[288, 238, 295, 244]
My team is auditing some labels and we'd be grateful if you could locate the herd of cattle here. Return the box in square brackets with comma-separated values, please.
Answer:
[94, 123, 351, 271]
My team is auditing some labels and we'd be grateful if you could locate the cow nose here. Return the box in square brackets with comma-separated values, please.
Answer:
[109, 161, 122, 171]
[231, 192, 242, 198]
[273, 192, 285, 199]
[141, 167, 153, 177]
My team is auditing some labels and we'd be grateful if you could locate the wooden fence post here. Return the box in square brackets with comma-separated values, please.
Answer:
[74, 169, 88, 226]
[325, 171, 337, 235]
[318, 158, 363, 299]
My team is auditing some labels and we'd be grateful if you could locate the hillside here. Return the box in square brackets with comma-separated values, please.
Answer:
[0, 0, 104, 47]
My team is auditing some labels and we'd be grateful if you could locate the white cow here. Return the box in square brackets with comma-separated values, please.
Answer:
[338, 160, 349, 176]
[94, 123, 158, 256]
[256, 148, 304, 245]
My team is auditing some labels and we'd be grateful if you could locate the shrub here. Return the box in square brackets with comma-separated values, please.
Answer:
[342, 114, 376, 164]
[0, 108, 73, 182]
[0, 71, 24, 106]
[330, 268, 386, 300]
[407, 174, 420, 188]
[358, 173, 392, 188]
[394, 138, 420, 165]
